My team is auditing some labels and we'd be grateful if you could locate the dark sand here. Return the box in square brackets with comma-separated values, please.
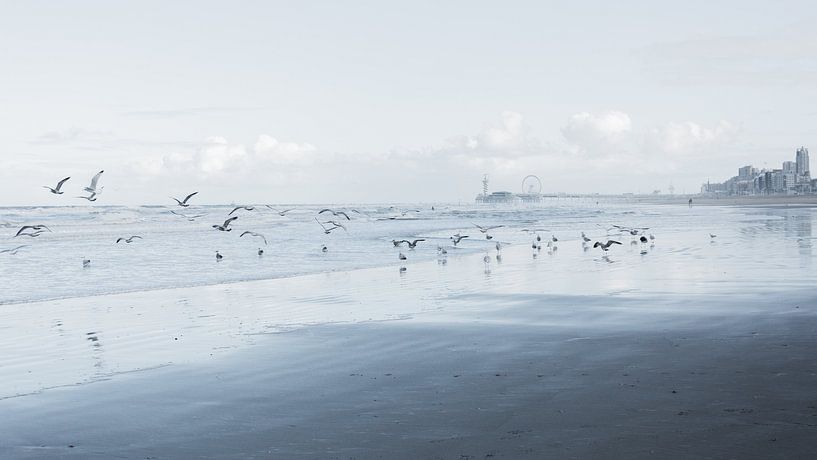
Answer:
[2, 288, 816, 459]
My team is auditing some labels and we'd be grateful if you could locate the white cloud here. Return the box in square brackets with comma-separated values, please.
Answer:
[644, 121, 738, 155]
[253, 135, 317, 165]
[561, 111, 632, 156]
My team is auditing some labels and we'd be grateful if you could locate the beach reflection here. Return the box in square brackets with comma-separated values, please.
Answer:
[0, 204, 815, 400]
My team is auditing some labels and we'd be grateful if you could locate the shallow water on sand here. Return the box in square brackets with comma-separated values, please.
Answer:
[0, 201, 816, 399]
[2, 200, 815, 305]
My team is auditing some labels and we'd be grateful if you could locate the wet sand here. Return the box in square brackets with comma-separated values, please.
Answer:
[640, 195, 817, 207]
[1, 241, 817, 458]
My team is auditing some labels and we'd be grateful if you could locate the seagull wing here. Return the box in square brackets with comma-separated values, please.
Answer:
[336, 211, 350, 220]
[88, 170, 104, 189]
[182, 191, 198, 204]
[55, 176, 70, 191]
[228, 206, 241, 216]
[318, 209, 332, 215]
[315, 218, 329, 231]
[222, 216, 239, 227]
[15, 226, 35, 236]
[240, 231, 251, 237]
[116, 237, 124, 243]
[608, 240, 622, 245]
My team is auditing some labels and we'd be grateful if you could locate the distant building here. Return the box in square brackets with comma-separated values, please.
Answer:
[796, 146, 810, 175]
[702, 147, 814, 196]
[738, 165, 755, 180]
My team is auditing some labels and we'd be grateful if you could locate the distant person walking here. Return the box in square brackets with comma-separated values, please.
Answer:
[688, 198, 693, 207]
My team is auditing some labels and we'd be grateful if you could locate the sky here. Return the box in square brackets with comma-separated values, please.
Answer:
[1, 0, 816, 205]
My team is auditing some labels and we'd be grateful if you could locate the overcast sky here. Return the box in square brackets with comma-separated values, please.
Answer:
[2, 0, 816, 205]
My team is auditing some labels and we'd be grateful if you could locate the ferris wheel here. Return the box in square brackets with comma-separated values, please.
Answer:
[521, 175, 542, 194]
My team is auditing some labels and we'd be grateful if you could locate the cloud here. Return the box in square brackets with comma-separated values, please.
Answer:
[129, 134, 321, 181]
[253, 135, 318, 165]
[441, 111, 540, 158]
[561, 111, 632, 156]
[644, 120, 739, 156]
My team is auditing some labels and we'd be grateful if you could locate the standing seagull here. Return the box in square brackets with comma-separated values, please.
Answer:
[240, 231, 267, 245]
[83, 170, 104, 194]
[171, 191, 198, 207]
[215, 251, 223, 261]
[43, 177, 70, 195]
[116, 235, 142, 243]
[212, 216, 238, 231]
[581, 232, 592, 244]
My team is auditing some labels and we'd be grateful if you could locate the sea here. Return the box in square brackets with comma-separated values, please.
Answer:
[2, 199, 816, 305]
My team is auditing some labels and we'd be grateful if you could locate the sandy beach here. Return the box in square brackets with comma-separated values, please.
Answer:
[2, 233, 816, 459]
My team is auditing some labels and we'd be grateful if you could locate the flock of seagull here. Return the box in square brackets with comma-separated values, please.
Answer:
[4, 172, 691, 272]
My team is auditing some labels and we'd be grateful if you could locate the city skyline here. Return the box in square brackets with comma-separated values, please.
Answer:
[703, 145, 814, 196]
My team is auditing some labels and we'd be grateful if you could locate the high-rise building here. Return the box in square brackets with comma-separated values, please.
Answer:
[796, 146, 810, 175]
[738, 165, 755, 180]
[783, 161, 797, 173]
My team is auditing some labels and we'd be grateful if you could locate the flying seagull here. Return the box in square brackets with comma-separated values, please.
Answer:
[228, 206, 255, 216]
[240, 231, 268, 245]
[265, 206, 294, 216]
[392, 239, 406, 247]
[212, 216, 238, 231]
[170, 210, 207, 221]
[43, 177, 70, 195]
[0, 245, 28, 255]
[401, 239, 425, 249]
[324, 220, 348, 231]
[77, 190, 101, 201]
[171, 191, 198, 207]
[83, 258, 91, 268]
[116, 235, 142, 243]
[593, 240, 622, 252]
[450, 233, 469, 246]
[15, 230, 45, 238]
[318, 208, 351, 220]
[316, 218, 344, 234]
[84, 170, 104, 194]
[473, 223, 504, 233]
[15, 225, 51, 236]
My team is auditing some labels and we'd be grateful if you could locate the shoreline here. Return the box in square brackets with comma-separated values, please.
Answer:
[1, 246, 815, 458]
[2, 208, 816, 458]
[634, 195, 817, 207]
